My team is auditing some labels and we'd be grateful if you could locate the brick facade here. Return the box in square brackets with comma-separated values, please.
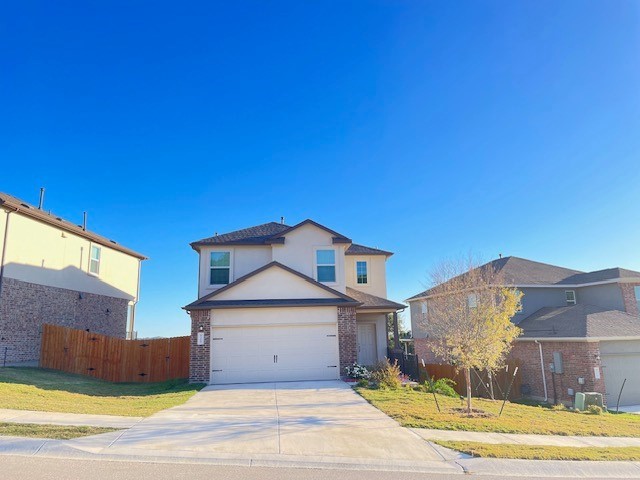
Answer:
[189, 309, 211, 383]
[509, 340, 605, 405]
[0, 276, 127, 363]
[337, 306, 357, 375]
[620, 283, 640, 317]
[414, 338, 441, 364]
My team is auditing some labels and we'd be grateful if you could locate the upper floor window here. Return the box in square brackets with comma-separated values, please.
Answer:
[316, 249, 336, 283]
[356, 261, 368, 284]
[89, 246, 101, 275]
[421, 301, 428, 318]
[565, 290, 576, 305]
[635, 286, 640, 311]
[467, 293, 477, 309]
[210, 251, 231, 285]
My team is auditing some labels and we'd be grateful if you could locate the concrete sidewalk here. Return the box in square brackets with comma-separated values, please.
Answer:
[0, 409, 143, 429]
[414, 428, 640, 447]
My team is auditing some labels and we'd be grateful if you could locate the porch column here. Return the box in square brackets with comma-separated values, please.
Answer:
[392, 311, 401, 351]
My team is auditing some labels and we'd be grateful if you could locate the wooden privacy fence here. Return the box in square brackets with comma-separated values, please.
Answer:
[419, 362, 522, 401]
[40, 324, 190, 383]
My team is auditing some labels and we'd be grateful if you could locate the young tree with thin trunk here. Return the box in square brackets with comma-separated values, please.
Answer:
[421, 257, 523, 413]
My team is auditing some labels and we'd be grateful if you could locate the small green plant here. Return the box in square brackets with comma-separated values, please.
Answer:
[419, 377, 457, 397]
[371, 358, 402, 389]
[586, 405, 605, 415]
[356, 379, 369, 388]
[551, 403, 567, 411]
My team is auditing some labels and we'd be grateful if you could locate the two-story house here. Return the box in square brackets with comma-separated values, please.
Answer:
[0, 192, 146, 364]
[184, 219, 404, 384]
[407, 256, 640, 407]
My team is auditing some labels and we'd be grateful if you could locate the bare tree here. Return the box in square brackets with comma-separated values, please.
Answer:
[421, 256, 523, 413]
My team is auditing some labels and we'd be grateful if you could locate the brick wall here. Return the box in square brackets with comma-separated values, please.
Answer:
[620, 283, 640, 317]
[509, 340, 605, 405]
[338, 306, 356, 375]
[0, 276, 127, 363]
[414, 338, 442, 364]
[189, 309, 211, 383]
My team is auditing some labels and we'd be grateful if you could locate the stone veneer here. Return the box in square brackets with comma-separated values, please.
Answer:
[338, 306, 357, 375]
[0, 276, 127, 363]
[189, 309, 211, 383]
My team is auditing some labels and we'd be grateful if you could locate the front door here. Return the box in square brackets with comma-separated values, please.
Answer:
[357, 323, 377, 366]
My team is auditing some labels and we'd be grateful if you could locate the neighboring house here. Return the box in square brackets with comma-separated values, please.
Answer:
[184, 219, 405, 384]
[0, 192, 146, 363]
[407, 256, 640, 406]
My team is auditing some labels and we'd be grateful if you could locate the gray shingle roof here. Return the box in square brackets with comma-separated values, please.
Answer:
[517, 305, 640, 339]
[406, 256, 630, 301]
[345, 244, 393, 257]
[0, 192, 147, 260]
[191, 222, 290, 247]
[345, 287, 405, 311]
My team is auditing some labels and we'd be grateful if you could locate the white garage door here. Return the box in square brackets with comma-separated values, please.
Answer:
[210, 323, 340, 384]
[601, 341, 640, 407]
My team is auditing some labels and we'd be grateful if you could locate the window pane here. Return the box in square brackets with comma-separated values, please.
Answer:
[316, 250, 335, 265]
[468, 293, 477, 308]
[89, 259, 100, 274]
[317, 265, 336, 282]
[210, 252, 230, 267]
[356, 261, 367, 284]
[566, 291, 576, 303]
[91, 246, 100, 261]
[210, 268, 230, 285]
[635, 286, 640, 301]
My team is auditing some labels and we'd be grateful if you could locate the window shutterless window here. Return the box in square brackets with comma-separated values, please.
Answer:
[316, 249, 336, 283]
[421, 301, 428, 316]
[565, 290, 576, 305]
[210, 252, 231, 285]
[89, 246, 101, 275]
[635, 286, 640, 312]
[468, 293, 477, 309]
[356, 261, 368, 284]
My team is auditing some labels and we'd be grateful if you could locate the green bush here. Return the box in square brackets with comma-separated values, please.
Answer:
[586, 405, 605, 415]
[551, 403, 567, 411]
[356, 379, 370, 388]
[420, 377, 457, 397]
[371, 359, 402, 389]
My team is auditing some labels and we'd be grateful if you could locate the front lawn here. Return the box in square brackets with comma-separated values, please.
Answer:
[356, 386, 640, 437]
[0, 422, 117, 440]
[0, 367, 205, 417]
[437, 441, 640, 461]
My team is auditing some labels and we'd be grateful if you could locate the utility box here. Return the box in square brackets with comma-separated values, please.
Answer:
[553, 352, 564, 374]
[575, 392, 604, 411]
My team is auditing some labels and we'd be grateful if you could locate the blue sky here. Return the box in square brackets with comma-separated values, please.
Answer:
[2, 1, 639, 336]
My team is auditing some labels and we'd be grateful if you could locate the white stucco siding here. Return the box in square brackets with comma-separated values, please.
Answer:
[409, 300, 429, 339]
[213, 266, 338, 301]
[357, 312, 389, 363]
[211, 306, 337, 327]
[271, 223, 347, 294]
[345, 255, 388, 298]
[198, 245, 272, 298]
[0, 211, 139, 300]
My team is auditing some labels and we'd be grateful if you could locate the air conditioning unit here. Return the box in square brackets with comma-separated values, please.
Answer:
[575, 392, 604, 411]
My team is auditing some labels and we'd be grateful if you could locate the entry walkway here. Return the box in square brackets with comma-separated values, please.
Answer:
[0, 408, 143, 429]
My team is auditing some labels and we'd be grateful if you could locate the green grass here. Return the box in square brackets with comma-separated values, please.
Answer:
[0, 422, 118, 440]
[436, 441, 640, 461]
[356, 386, 640, 437]
[0, 367, 205, 417]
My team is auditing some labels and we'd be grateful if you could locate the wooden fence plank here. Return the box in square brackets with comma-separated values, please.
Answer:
[39, 324, 190, 383]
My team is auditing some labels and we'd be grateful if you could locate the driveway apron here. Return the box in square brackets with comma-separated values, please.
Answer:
[102, 380, 442, 461]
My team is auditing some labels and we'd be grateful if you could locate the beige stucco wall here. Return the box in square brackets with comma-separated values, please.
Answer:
[356, 312, 388, 363]
[345, 255, 387, 298]
[271, 223, 347, 293]
[0, 209, 139, 301]
[198, 245, 272, 298]
[213, 266, 338, 301]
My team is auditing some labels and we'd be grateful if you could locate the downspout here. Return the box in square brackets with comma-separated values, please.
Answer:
[0, 208, 15, 301]
[534, 340, 548, 403]
[128, 258, 142, 340]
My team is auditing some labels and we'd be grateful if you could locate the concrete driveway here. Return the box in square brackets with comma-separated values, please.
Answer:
[100, 381, 444, 464]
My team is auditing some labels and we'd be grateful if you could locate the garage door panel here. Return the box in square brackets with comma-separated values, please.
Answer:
[210, 319, 340, 384]
[602, 353, 640, 407]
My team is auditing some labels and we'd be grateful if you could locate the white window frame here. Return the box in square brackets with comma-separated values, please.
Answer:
[355, 260, 369, 285]
[314, 248, 337, 284]
[421, 301, 428, 319]
[209, 250, 233, 286]
[565, 290, 576, 305]
[89, 245, 101, 276]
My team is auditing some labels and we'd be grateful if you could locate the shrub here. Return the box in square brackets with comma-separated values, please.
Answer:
[551, 403, 567, 411]
[345, 363, 371, 380]
[420, 377, 457, 397]
[371, 358, 402, 390]
[356, 379, 369, 388]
